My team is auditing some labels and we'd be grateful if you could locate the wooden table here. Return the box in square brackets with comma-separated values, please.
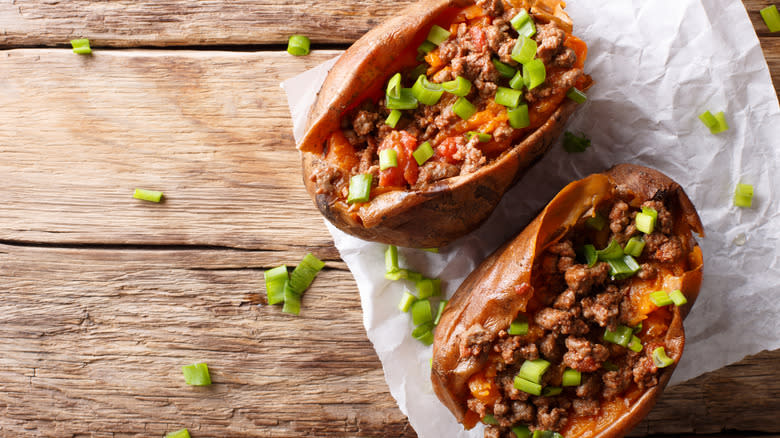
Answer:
[1, 1, 778, 437]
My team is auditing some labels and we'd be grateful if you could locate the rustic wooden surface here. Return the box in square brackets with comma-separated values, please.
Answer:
[0, 1, 778, 437]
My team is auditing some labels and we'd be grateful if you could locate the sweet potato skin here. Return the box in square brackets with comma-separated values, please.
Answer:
[431, 164, 704, 436]
[298, 0, 585, 248]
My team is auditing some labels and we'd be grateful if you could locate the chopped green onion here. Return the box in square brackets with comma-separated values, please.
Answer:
[289, 253, 325, 294]
[509, 70, 525, 90]
[532, 431, 562, 438]
[602, 361, 619, 371]
[453, 97, 477, 120]
[287, 35, 310, 56]
[412, 321, 435, 345]
[386, 88, 419, 110]
[561, 368, 581, 387]
[585, 213, 607, 230]
[385, 245, 399, 273]
[398, 290, 417, 312]
[513, 376, 542, 395]
[669, 289, 688, 306]
[698, 110, 718, 130]
[624, 237, 646, 257]
[413, 141, 434, 165]
[510, 9, 531, 31]
[511, 425, 532, 438]
[70, 38, 92, 55]
[596, 239, 624, 260]
[508, 104, 530, 129]
[508, 315, 529, 336]
[442, 76, 472, 97]
[523, 59, 546, 90]
[583, 244, 598, 267]
[427, 25, 451, 45]
[633, 322, 643, 333]
[347, 173, 372, 203]
[385, 109, 402, 128]
[466, 131, 492, 143]
[607, 254, 640, 279]
[517, 358, 550, 384]
[482, 414, 499, 425]
[734, 183, 753, 208]
[181, 363, 211, 386]
[635, 206, 657, 234]
[411, 299, 433, 325]
[434, 300, 448, 325]
[492, 58, 517, 78]
[282, 280, 301, 315]
[133, 188, 164, 202]
[165, 429, 191, 438]
[562, 131, 591, 153]
[511, 36, 537, 65]
[264, 265, 288, 305]
[379, 148, 398, 170]
[412, 74, 445, 105]
[418, 40, 437, 55]
[495, 86, 523, 108]
[566, 87, 587, 104]
[604, 325, 633, 347]
[542, 386, 563, 397]
[761, 5, 780, 32]
[653, 346, 675, 368]
[416, 278, 435, 298]
[627, 335, 643, 353]
[649, 290, 673, 307]
[516, 19, 537, 38]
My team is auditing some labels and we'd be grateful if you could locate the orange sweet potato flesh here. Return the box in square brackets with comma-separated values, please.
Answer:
[298, 0, 587, 248]
[431, 163, 704, 436]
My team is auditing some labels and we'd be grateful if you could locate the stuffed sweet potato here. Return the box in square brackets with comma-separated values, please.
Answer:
[299, 0, 592, 248]
[431, 164, 704, 437]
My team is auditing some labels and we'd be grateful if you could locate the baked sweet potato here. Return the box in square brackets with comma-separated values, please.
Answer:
[299, 0, 592, 248]
[431, 164, 704, 437]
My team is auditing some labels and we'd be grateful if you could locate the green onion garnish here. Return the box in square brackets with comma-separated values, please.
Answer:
[542, 386, 563, 397]
[70, 38, 92, 55]
[453, 97, 477, 120]
[398, 290, 417, 312]
[653, 346, 675, 368]
[416, 278, 436, 298]
[379, 148, 398, 170]
[482, 414, 499, 425]
[417, 40, 437, 55]
[513, 376, 542, 395]
[532, 431, 563, 438]
[385, 109, 402, 129]
[133, 188, 164, 202]
[523, 59, 546, 90]
[508, 315, 529, 335]
[561, 368, 581, 387]
[511, 36, 537, 65]
[264, 265, 288, 305]
[165, 429, 191, 438]
[669, 289, 688, 306]
[512, 425, 532, 438]
[412, 75, 445, 106]
[386, 88, 419, 110]
[287, 35, 311, 56]
[385, 245, 399, 273]
[585, 213, 607, 230]
[624, 237, 646, 257]
[649, 290, 673, 307]
[604, 325, 633, 347]
[427, 25, 451, 45]
[602, 361, 619, 371]
[413, 141, 434, 165]
[636, 206, 657, 234]
[761, 5, 780, 32]
[566, 87, 587, 104]
[510, 9, 531, 31]
[289, 253, 325, 294]
[434, 300, 448, 325]
[466, 131, 492, 143]
[386, 73, 402, 99]
[495, 86, 523, 108]
[412, 321, 435, 345]
[282, 280, 301, 315]
[347, 173, 372, 203]
[508, 104, 530, 129]
[492, 58, 517, 78]
[442, 76, 472, 97]
[181, 363, 211, 386]
[627, 335, 643, 353]
[562, 131, 591, 153]
[509, 70, 525, 90]
[411, 299, 433, 325]
[596, 239, 624, 260]
[734, 183, 753, 208]
[607, 254, 640, 279]
[517, 358, 550, 384]
[583, 244, 598, 267]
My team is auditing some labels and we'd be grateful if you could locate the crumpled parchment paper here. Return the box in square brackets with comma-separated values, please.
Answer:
[283, 0, 780, 436]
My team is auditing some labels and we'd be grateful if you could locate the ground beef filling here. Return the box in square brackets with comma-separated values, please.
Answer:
[463, 198, 686, 437]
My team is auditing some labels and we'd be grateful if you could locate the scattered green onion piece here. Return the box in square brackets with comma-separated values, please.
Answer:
[411, 299, 433, 325]
[442, 76, 472, 97]
[602, 361, 619, 371]
[607, 254, 640, 280]
[624, 237, 646, 257]
[413, 141, 435, 165]
[698, 110, 718, 130]
[627, 335, 643, 353]
[282, 281, 301, 315]
[510, 9, 531, 30]
[734, 183, 754, 208]
[542, 386, 563, 397]
[416, 278, 435, 299]
[418, 40, 437, 55]
[434, 300, 448, 325]
[386, 88, 419, 110]
[347, 173, 373, 203]
[633, 322, 643, 333]
[583, 244, 598, 267]
[70, 38, 92, 55]
[649, 290, 673, 307]
[379, 148, 398, 170]
[508, 104, 530, 129]
[516, 19, 537, 39]
[511, 36, 537, 65]
[761, 5, 780, 32]
[482, 414, 499, 425]
[427, 25, 452, 45]
[523, 59, 546, 90]
[517, 358, 550, 384]
[287, 35, 310, 56]
[453, 97, 477, 120]
[561, 368, 581, 387]
[513, 376, 542, 396]
[412, 74, 445, 105]
[264, 265, 288, 305]
[133, 188, 164, 202]
[412, 322, 435, 345]
[165, 429, 191, 438]
[492, 58, 517, 78]
[653, 346, 675, 368]
[604, 325, 633, 347]
[398, 290, 417, 312]
[635, 208, 657, 234]
[509, 70, 525, 90]
[385, 245, 399, 273]
[508, 315, 529, 336]
[669, 289, 688, 306]
[585, 213, 607, 230]
[596, 239, 624, 260]
[712, 111, 729, 134]
[466, 131, 492, 143]
[562, 131, 591, 153]
[181, 363, 211, 386]
[511, 425, 532, 438]
[566, 87, 587, 104]
[495, 86, 523, 108]
[532, 431, 563, 438]
[289, 253, 325, 294]
[385, 109, 402, 129]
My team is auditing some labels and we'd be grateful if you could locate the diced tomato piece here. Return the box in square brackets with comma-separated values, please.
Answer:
[378, 131, 419, 188]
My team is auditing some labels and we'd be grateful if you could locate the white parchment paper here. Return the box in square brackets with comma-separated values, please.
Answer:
[283, 1, 780, 436]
